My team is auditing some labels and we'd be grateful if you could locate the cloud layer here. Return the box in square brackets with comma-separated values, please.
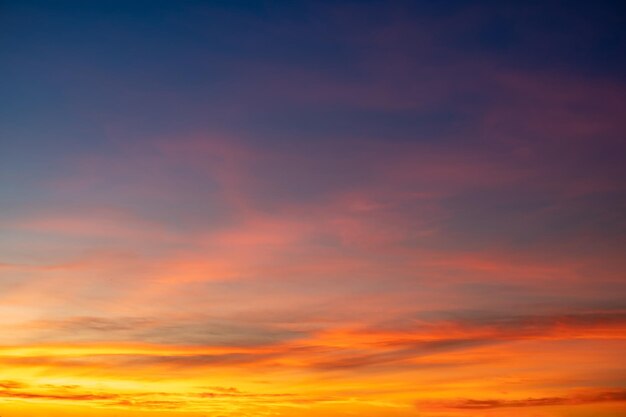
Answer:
[1, 1, 625, 416]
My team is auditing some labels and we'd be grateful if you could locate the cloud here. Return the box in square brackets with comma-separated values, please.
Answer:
[10, 315, 309, 347]
[2, 309, 622, 383]
[430, 389, 626, 409]
[0, 390, 119, 402]
[0, 379, 320, 412]
[0, 380, 26, 389]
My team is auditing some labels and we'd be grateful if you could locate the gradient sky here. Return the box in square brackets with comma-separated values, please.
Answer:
[1, 1, 626, 416]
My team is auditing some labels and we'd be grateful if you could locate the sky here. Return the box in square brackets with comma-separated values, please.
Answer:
[1, 0, 626, 416]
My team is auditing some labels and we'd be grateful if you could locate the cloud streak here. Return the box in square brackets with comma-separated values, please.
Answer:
[429, 390, 626, 410]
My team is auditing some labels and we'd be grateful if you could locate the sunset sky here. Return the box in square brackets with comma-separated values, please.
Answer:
[1, 1, 626, 416]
